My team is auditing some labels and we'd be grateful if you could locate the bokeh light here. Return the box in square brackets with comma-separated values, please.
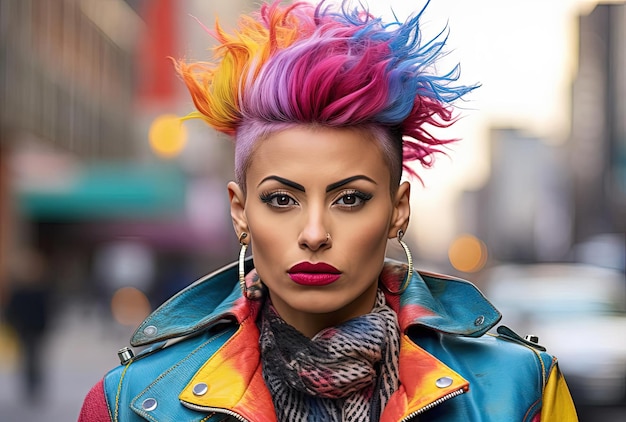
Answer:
[448, 234, 489, 273]
[148, 114, 188, 158]
[110, 287, 152, 327]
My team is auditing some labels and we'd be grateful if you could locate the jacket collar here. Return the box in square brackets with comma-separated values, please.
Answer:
[379, 262, 501, 336]
[131, 259, 254, 347]
[131, 259, 501, 347]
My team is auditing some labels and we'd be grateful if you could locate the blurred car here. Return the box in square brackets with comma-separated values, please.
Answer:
[483, 263, 626, 408]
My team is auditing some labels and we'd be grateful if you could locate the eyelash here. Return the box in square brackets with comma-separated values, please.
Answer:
[333, 190, 373, 209]
[259, 189, 373, 210]
[260, 191, 298, 208]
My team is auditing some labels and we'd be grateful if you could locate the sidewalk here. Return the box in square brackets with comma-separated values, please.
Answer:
[0, 302, 135, 422]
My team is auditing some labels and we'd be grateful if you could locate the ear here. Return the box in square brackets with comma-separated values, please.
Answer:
[388, 181, 411, 238]
[227, 181, 249, 241]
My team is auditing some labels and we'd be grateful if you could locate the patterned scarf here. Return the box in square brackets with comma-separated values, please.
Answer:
[259, 290, 400, 422]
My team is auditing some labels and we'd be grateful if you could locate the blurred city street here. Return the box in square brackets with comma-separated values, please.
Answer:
[0, 0, 625, 421]
[0, 302, 134, 422]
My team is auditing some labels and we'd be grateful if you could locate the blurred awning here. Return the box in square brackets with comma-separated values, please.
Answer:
[17, 161, 186, 220]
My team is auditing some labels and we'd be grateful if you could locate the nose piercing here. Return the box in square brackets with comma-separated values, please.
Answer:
[326, 233, 332, 242]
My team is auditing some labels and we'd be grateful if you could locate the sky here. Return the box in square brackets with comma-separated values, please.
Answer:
[360, 0, 618, 262]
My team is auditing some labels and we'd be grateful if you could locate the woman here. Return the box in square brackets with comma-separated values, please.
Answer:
[79, 1, 578, 421]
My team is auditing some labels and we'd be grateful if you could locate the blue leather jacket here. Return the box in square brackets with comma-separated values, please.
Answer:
[99, 260, 577, 421]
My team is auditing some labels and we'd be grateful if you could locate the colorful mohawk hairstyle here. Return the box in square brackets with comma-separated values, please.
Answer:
[175, 0, 478, 184]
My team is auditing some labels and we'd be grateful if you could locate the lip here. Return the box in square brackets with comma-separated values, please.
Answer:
[288, 262, 341, 286]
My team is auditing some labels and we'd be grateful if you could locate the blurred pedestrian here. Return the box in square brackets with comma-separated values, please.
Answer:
[4, 247, 52, 403]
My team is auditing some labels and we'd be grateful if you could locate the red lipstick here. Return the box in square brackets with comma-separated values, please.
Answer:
[288, 262, 341, 286]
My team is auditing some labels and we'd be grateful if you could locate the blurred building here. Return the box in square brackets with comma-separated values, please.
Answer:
[0, 0, 139, 303]
[0, 0, 138, 157]
[458, 2, 625, 272]
[460, 128, 572, 264]
[570, 2, 625, 245]
[0, 0, 254, 310]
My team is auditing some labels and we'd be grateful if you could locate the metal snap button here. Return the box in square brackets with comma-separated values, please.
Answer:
[143, 325, 158, 337]
[435, 376, 453, 388]
[474, 315, 485, 326]
[142, 398, 157, 411]
[193, 382, 209, 396]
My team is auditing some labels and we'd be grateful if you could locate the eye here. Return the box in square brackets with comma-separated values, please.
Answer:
[337, 194, 359, 206]
[333, 190, 372, 209]
[260, 191, 299, 209]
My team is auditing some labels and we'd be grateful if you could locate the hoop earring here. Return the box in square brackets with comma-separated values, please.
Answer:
[237, 232, 265, 300]
[381, 229, 413, 295]
[238, 232, 248, 297]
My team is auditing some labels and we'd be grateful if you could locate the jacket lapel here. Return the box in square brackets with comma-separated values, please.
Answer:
[178, 307, 277, 422]
[380, 335, 469, 421]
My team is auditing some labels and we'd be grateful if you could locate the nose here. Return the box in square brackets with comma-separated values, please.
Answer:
[298, 208, 331, 251]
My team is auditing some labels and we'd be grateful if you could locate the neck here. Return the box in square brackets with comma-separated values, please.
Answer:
[269, 283, 379, 338]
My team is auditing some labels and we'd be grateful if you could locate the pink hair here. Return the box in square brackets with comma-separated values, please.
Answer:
[175, 0, 477, 185]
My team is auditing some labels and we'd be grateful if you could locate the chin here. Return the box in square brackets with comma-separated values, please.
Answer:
[289, 296, 346, 315]
[288, 288, 372, 318]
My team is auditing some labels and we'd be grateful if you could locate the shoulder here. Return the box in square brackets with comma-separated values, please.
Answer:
[411, 324, 555, 394]
[93, 260, 248, 420]
[408, 327, 557, 421]
[101, 324, 237, 421]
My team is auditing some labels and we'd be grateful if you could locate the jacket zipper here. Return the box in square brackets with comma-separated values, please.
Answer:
[182, 388, 466, 422]
[400, 388, 466, 421]
[180, 401, 250, 422]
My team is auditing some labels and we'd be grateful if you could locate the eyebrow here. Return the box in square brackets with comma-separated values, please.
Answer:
[325, 175, 376, 192]
[258, 176, 305, 192]
[258, 174, 377, 193]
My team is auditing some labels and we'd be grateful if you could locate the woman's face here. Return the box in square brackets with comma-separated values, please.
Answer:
[228, 126, 410, 337]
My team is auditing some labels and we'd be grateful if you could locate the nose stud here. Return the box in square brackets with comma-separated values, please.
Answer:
[326, 233, 332, 242]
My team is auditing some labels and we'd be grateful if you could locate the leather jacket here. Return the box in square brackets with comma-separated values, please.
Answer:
[90, 259, 578, 421]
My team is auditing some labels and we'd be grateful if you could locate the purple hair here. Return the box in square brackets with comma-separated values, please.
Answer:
[176, 0, 478, 187]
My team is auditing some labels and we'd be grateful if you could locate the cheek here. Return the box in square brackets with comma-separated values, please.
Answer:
[356, 219, 389, 254]
[346, 202, 392, 236]
[247, 211, 272, 250]
[244, 206, 289, 272]
[341, 207, 392, 259]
